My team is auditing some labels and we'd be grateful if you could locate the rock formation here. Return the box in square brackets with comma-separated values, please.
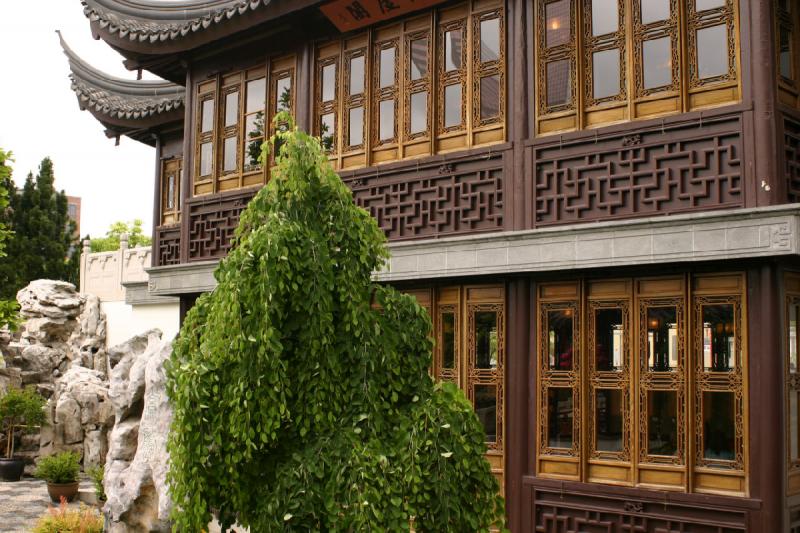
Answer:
[104, 329, 173, 532]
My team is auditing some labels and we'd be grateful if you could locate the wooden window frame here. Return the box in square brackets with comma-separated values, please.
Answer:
[777, 0, 800, 108]
[160, 157, 182, 226]
[786, 273, 800, 496]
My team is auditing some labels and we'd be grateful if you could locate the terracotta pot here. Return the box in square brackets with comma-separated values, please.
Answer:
[0, 458, 24, 482]
[46, 481, 80, 503]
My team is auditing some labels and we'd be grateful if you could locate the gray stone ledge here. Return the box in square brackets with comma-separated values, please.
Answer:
[145, 260, 218, 297]
[123, 281, 180, 306]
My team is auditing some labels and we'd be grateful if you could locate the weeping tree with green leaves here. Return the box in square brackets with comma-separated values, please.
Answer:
[166, 114, 506, 532]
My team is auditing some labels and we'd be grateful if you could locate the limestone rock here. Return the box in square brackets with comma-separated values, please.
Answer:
[70, 294, 108, 377]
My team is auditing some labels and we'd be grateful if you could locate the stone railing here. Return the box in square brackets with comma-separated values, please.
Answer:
[80, 234, 151, 302]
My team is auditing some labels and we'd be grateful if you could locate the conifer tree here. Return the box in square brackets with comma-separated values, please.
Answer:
[167, 118, 507, 532]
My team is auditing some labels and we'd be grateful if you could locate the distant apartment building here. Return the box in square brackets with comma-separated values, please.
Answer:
[66, 195, 81, 236]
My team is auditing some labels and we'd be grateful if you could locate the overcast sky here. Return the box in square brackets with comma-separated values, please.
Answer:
[0, 1, 165, 238]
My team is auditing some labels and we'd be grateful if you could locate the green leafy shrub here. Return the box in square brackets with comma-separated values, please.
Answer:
[87, 465, 106, 502]
[34, 452, 80, 484]
[0, 386, 46, 458]
[166, 115, 506, 532]
[32, 499, 103, 533]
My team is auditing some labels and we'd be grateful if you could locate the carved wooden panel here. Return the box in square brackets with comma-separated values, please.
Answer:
[533, 117, 743, 226]
[344, 153, 505, 240]
[155, 224, 181, 267]
[186, 189, 256, 262]
[530, 485, 748, 533]
[785, 116, 800, 203]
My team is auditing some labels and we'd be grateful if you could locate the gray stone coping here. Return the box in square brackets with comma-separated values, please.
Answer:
[123, 281, 180, 305]
[146, 205, 800, 295]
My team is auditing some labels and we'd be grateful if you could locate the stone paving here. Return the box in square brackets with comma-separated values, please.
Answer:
[0, 477, 95, 532]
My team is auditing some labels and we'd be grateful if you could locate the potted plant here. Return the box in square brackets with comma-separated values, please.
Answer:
[0, 386, 46, 481]
[34, 451, 81, 503]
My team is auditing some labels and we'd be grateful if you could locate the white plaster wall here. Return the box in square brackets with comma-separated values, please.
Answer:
[101, 301, 180, 348]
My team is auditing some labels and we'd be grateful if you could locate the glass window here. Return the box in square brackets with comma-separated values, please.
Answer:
[445, 29, 462, 71]
[245, 114, 264, 144]
[647, 390, 678, 456]
[696, 0, 725, 11]
[546, 59, 572, 107]
[548, 388, 574, 448]
[410, 91, 428, 134]
[702, 391, 735, 461]
[246, 79, 265, 113]
[596, 389, 623, 452]
[379, 99, 395, 141]
[480, 18, 501, 62]
[322, 63, 337, 102]
[642, 36, 673, 90]
[696, 25, 729, 79]
[166, 174, 175, 210]
[276, 77, 292, 113]
[792, 390, 800, 462]
[320, 113, 335, 152]
[444, 83, 462, 128]
[791, 304, 799, 374]
[349, 55, 365, 95]
[380, 46, 396, 88]
[480, 75, 501, 120]
[593, 49, 621, 99]
[702, 304, 735, 372]
[647, 307, 678, 372]
[348, 106, 364, 148]
[224, 91, 239, 127]
[595, 308, 624, 371]
[475, 385, 497, 442]
[201, 99, 214, 133]
[410, 38, 428, 80]
[641, 0, 671, 25]
[548, 309, 574, 371]
[441, 311, 456, 370]
[200, 142, 213, 177]
[546, 0, 571, 48]
[591, 0, 618, 36]
[223, 137, 237, 173]
[780, 27, 794, 80]
[475, 311, 498, 369]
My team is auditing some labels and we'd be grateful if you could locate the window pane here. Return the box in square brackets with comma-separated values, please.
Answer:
[322, 63, 336, 102]
[548, 388, 573, 448]
[200, 142, 212, 177]
[781, 27, 794, 80]
[348, 106, 364, 147]
[349, 55, 365, 96]
[702, 304, 735, 372]
[246, 78, 265, 113]
[201, 99, 214, 133]
[641, 0, 671, 24]
[702, 391, 735, 461]
[475, 311, 498, 369]
[546, 59, 572, 107]
[224, 91, 239, 127]
[647, 307, 678, 371]
[320, 113, 335, 152]
[410, 38, 428, 80]
[444, 83, 462, 128]
[592, 48, 621, 99]
[474, 385, 497, 443]
[647, 390, 678, 456]
[480, 75, 501, 120]
[546, 0, 571, 48]
[592, 0, 618, 36]
[410, 91, 428, 134]
[244, 113, 263, 172]
[276, 77, 292, 113]
[480, 18, 501, 62]
[596, 389, 623, 452]
[548, 309, 574, 371]
[245, 113, 264, 140]
[696, 0, 724, 11]
[379, 99, 395, 141]
[380, 46, 396, 88]
[441, 311, 456, 370]
[595, 308, 623, 372]
[792, 390, 800, 461]
[791, 304, 799, 373]
[166, 174, 175, 209]
[697, 25, 729, 79]
[223, 136, 237, 173]
[445, 29, 462, 71]
[643, 36, 673, 89]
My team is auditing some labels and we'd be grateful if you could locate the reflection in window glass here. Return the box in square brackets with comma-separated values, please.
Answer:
[595, 308, 623, 371]
[225, 91, 239, 127]
[702, 304, 735, 372]
[444, 83, 462, 128]
[641, 0, 671, 24]
[320, 113, 335, 152]
[702, 391, 735, 461]
[647, 390, 678, 456]
[475, 311, 498, 369]
[410, 91, 428, 134]
[166, 175, 175, 210]
[223, 136, 237, 173]
[380, 46, 396, 88]
[348, 106, 364, 147]
[322, 63, 336, 102]
[545, 0, 571, 48]
[475, 385, 497, 442]
[244, 112, 264, 172]
[200, 142, 213, 177]
[441, 312, 456, 370]
[593, 48, 621, 99]
[596, 389, 623, 452]
[647, 307, 678, 371]
[201, 99, 215, 133]
[276, 77, 292, 113]
[546, 59, 572, 107]
[548, 388, 573, 448]
[592, 0, 618, 36]
[410, 38, 428, 80]
[781, 28, 794, 80]
[379, 99, 395, 141]
[480, 18, 501, 62]
[643, 36, 673, 89]
[792, 391, 800, 461]
[697, 25, 729, 79]
[791, 304, 798, 373]
[696, 0, 724, 11]
[349, 55, 365, 95]
[445, 30, 462, 71]
[246, 79, 265, 113]
[548, 309, 574, 371]
[480, 75, 500, 120]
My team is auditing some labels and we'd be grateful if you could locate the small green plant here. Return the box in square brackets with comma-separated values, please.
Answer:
[34, 452, 80, 484]
[32, 498, 103, 533]
[87, 465, 106, 502]
[0, 386, 46, 458]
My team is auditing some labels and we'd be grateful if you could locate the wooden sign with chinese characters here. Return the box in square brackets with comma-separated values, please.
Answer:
[320, 0, 448, 32]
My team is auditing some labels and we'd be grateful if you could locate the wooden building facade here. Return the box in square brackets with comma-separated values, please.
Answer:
[64, 0, 800, 530]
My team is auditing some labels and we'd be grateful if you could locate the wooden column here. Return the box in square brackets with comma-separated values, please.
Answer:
[151, 134, 162, 267]
[179, 68, 194, 264]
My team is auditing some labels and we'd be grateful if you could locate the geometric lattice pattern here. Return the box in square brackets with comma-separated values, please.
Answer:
[346, 155, 505, 240]
[785, 116, 800, 203]
[187, 190, 255, 262]
[155, 224, 181, 266]
[530, 486, 748, 533]
[534, 121, 743, 226]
